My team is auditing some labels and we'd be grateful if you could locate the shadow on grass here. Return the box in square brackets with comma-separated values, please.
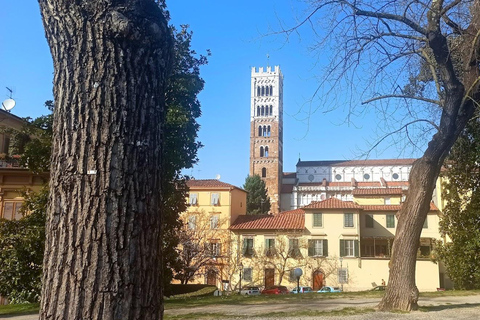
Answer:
[419, 303, 480, 312]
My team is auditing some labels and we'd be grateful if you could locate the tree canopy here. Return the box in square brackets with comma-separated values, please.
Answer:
[436, 118, 480, 289]
[244, 175, 271, 215]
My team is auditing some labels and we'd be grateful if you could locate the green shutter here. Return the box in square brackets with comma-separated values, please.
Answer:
[340, 239, 345, 257]
[308, 240, 313, 256]
[323, 240, 328, 257]
[242, 238, 247, 255]
[354, 240, 359, 257]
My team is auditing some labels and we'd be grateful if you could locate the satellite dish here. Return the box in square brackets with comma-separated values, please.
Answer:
[215, 174, 221, 180]
[2, 98, 15, 111]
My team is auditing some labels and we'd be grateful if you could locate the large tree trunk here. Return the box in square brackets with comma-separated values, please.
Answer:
[378, 1, 480, 310]
[38, 1, 172, 319]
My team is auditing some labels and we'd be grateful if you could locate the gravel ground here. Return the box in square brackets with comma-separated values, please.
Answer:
[1, 295, 478, 319]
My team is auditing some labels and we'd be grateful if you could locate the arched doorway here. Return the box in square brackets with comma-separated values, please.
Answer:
[312, 270, 324, 290]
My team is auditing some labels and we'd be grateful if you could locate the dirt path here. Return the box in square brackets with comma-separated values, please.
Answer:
[164, 294, 480, 318]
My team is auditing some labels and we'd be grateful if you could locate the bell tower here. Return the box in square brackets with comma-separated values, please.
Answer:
[249, 66, 283, 214]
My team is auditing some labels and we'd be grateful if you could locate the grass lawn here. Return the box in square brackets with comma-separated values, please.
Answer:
[0, 303, 39, 316]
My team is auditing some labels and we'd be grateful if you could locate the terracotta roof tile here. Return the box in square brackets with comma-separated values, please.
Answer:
[352, 188, 404, 196]
[280, 208, 305, 215]
[303, 198, 362, 210]
[230, 213, 305, 231]
[187, 179, 245, 191]
[361, 202, 439, 212]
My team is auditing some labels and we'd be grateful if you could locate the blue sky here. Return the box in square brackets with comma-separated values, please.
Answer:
[0, 1, 425, 188]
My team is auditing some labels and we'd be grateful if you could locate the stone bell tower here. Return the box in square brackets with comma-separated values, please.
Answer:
[249, 66, 284, 214]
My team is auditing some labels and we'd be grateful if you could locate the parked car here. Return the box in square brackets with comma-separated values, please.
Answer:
[317, 286, 342, 293]
[290, 286, 313, 294]
[370, 285, 386, 291]
[261, 285, 290, 295]
[240, 286, 261, 296]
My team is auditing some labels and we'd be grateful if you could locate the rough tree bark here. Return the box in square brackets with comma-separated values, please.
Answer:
[38, 1, 172, 319]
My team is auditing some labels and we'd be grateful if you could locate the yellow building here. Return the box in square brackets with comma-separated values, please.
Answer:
[229, 188, 445, 292]
[176, 179, 247, 289]
[0, 110, 47, 220]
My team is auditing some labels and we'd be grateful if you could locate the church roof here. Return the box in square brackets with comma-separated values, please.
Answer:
[297, 159, 416, 167]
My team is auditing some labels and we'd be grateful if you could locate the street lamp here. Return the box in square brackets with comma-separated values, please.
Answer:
[238, 262, 243, 294]
[339, 257, 344, 292]
[294, 268, 303, 294]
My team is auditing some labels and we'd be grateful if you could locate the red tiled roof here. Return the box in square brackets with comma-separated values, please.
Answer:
[186, 179, 245, 191]
[362, 205, 402, 211]
[352, 188, 404, 196]
[281, 184, 294, 193]
[361, 202, 439, 212]
[230, 213, 305, 231]
[303, 197, 362, 210]
[280, 208, 305, 215]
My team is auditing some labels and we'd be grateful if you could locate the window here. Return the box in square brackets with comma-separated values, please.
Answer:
[257, 86, 260, 96]
[269, 86, 273, 96]
[267, 125, 271, 137]
[211, 193, 220, 205]
[263, 125, 267, 137]
[188, 215, 196, 230]
[210, 215, 219, 229]
[308, 239, 328, 257]
[344, 213, 354, 227]
[3, 201, 23, 220]
[257, 106, 260, 116]
[423, 216, 428, 228]
[289, 239, 301, 258]
[260, 146, 264, 157]
[261, 86, 265, 96]
[385, 197, 391, 205]
[243, 267, 252, 281]
[313, 213, 323, 227]
[265, 146, 269, 157]
[189, 193, 198, 205]
[265, 238, 276, 256]
[207, 242, 221, 257]
[258, 126, 262, 136]
[269, 105, 273, 115]
[265, 86, 269, 96]
[365, 214, 374, 228]
[338, 268, 348, 284]
[261, 105, 265, 116]
[340, 239, 359, 257]
[262, 167, 267, 178]
[243, 238, 254, 256]
[386, 214, 395, 228]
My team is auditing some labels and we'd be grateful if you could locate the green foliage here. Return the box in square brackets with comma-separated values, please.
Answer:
[0, 187, 48, 303]
[161, 24, 207, 288]
[243, 175, 271, 215]
[436, 118, 480, 289]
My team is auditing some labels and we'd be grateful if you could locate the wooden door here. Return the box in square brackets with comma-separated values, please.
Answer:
[264, 268, 275, 288]
[313, 270, 324, 290]
[207, 270, 217, 286]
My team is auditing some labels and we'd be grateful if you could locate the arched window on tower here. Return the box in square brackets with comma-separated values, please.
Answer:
[260, 146, 264, 157]
[257, 106, 260, 116]
[257, 86, 261, 96]
[263, 125, 268, 137]
[265, 146, 269, 157]
[265, 86, 269, 96]
[261, 86, 265, 96]
[270, 85, 273, 95]
[267, 126, 271, 137]
[261, 106, 265, 116]
[258, 126, 262, 136]
[269, 105, 273, 115]
[262, 167, 267, 178]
